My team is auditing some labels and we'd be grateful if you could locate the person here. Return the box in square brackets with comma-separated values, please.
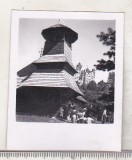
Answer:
[67, 114, 71, 122]
[67, 108, 71, 122]
[82, 108, 87, 117]
[77, 109, 84, 123]
[87, 116, 94, 124]
[59, 106, 64, 118]
[101, 108, 107, 124]
[71, 107, 77, 123]
[85, 108, 90, 117]
[71, 101, 75, 109]
[63, 104, 68, 120]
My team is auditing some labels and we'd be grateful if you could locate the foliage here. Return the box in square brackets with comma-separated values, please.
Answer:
[98, 86, 114, 112]
[75, 53, 115, 121]
[76, 62, 82, 71]
[108, 72, 115, 87]
[94, 28, 116, 71]
[80, 70, 84, 80]
[97, 80, 107, 91]
[87, 80, 97, 90]
[84, 90, 98, 103]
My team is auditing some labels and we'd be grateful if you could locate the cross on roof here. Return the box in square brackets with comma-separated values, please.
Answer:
[58, 19, 65, 25]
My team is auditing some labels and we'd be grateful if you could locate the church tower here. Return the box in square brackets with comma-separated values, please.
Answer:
[16, 22, 85, 118]
[34, 23, 78, 76]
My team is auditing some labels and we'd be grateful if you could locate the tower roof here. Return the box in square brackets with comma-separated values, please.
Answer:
[42, 23, 78, 43]
[19, 70, 83, 95]
[34, 54, 77, 73]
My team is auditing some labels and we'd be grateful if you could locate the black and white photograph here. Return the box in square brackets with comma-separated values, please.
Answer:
[16, 18, 116, 124]
[7, 11, 123, 151]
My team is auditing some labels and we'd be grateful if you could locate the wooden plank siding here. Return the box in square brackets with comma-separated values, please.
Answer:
[34, 54, 77, 73]
[16, 87, 77, 116]
[20, 70, 83, 95]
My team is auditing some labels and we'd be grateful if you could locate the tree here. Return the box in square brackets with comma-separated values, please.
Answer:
[98, 86, 114, 112]
[76, 62, 82, 72]
[87, 81, 97, 90]
[84, 90, 98, 103]
[97, 72, 115, 113]
[97, 80, 106, 91]
[107, 72, 115, 88]
[94, 28, 116, 71]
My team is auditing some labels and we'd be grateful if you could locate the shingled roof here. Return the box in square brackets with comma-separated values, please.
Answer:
[20, 70, 83, 95]
[42, 23, 78, 43]
[34, 54, 77, 73]
[17, 76, 27, 88]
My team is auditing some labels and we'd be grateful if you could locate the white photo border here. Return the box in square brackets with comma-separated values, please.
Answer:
[7, 10, 124, 151]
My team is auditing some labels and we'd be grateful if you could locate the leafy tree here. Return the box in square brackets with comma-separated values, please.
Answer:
[97, 72, 115, 113]
[87, 80, 97, 90]
[97, 80, 106, 91]
[80, 83, 87, 91]
[93, 28, 115, 118]
[84, 90, 98, 103]
[94, 28, 116, 71]
[98, 86, 114, 112]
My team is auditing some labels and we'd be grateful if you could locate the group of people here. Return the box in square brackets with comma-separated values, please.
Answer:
[59, 102, 95, 124]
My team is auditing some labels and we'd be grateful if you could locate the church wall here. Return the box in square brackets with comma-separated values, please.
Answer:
[36, 63, 75, 76]
[64, 42, 72, 62]
[16, 87, 78, 117]
[16, 87, 61, 116]
[36, 63, 64, 71]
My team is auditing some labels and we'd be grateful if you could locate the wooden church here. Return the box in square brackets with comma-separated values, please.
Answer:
[16, 22, 87, 117]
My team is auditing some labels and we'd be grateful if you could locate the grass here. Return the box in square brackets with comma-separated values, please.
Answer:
[16, 114, 65, 123]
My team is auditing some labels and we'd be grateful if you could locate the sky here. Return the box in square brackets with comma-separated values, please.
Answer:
[18, 18, 115, 83]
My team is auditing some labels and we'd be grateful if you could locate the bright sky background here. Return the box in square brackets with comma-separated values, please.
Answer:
[18, 18, 115, 83]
